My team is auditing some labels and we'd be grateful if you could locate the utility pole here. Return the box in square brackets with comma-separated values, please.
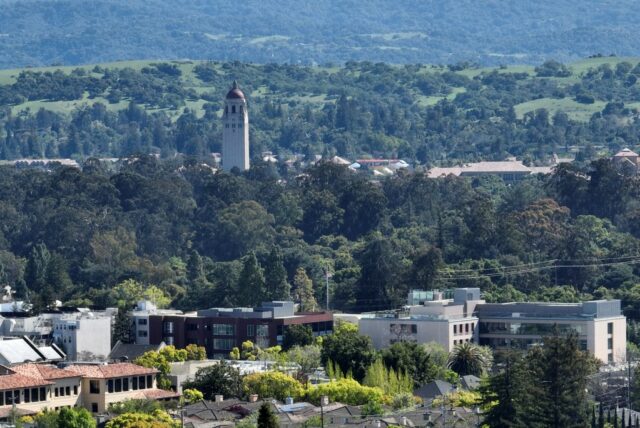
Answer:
[324, 268, 332, 311]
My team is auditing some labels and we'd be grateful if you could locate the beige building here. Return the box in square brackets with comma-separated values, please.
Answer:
[477, 300, 626, 363]
[0, 362, 179, 420]
[65, 363, 179, 413]
[222, 81, 250, 171]
[0, 363, 83, 419]
[358, 288, 483, 351]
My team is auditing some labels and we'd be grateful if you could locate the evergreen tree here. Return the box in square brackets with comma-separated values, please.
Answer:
[293, 267, 317, 312]
[599, 404, 604, 428]
[263, 246, 290, 301]
[519, 330, 596, 428]
[479, 350, 523, 428]
[25, 243, 51, 292]
[187, 249, 205, 282]
[591, 405, 596, 428]
[112, 306, 133, 345]
[237, 252, 266, 307]
[257, 402, 279, 428]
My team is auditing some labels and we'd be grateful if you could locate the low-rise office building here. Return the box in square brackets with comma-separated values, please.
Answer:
[358, 288, 483, 351]
[143, 301, 333, 359]
[476, 300, 626, 363]
[53, 313, 112, 361]
[356, 288, 626, 364]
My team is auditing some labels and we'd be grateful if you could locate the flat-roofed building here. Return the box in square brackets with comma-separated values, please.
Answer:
[476, 300, 626, 363]
[358, 288, 483, 351]
[145, 301, 333, 359]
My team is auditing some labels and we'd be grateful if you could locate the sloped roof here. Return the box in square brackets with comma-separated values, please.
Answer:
[38, 344, 65, 361]
[65, 363, 157, 378]
[460, 374, 481, 390]
[0, 338, 44, 364]
[0, 371, 52, 390]
[12, 363, 81, 381]
[414, 380, 453, 400]
[614, 148, 639, 157]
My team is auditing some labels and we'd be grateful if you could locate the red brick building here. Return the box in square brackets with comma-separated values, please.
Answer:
[146, 302, 333, 359]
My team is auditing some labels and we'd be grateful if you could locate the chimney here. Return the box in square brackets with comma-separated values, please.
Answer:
[249, 394, 259, 403]
[214, 394, 224, 402]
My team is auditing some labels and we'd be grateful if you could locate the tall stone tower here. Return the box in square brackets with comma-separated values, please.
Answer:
[222, 80, 250, 171]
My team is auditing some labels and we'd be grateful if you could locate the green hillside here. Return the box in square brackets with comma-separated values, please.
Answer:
[1, 56, 640, 162]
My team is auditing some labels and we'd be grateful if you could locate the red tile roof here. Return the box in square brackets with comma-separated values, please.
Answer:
[65, 363, 158, 379]
[12, 364, 82, 381]
[0, 372, 52, 390]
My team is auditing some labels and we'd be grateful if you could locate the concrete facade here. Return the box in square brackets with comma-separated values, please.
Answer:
[53, 315, 112, 361]
[477, 300, 627, 363]
[222, 81, 250, 171]
[358, 288, 482, 351]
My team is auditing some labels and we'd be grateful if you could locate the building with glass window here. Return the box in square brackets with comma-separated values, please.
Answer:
[358, 288, 484, 352]
[145, 301, 333, 359]
[476, 300, 626, 363]
[353, 289, 626, 364]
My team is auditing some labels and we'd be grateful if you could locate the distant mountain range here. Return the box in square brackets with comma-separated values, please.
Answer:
[1, 0, 640, 68]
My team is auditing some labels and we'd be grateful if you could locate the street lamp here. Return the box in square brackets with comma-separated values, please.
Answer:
[320, 395, 329, 428]
[474, 406, 482, 427]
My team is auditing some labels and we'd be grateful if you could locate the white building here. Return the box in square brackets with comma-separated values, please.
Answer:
[222, 80, 250, 171]
[52, 314, 112, 361]
[358, 288, 483, 351]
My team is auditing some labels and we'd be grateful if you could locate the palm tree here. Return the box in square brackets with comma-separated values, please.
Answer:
[448, 342, 488, 376]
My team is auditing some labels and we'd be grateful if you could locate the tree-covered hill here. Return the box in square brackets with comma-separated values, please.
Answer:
[1, 0, 640, 68]
[2, 57, 640, 164]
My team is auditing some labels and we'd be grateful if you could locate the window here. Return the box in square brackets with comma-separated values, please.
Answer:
[453, 325, 458, 334]
[139, 376, 146, 389]
[89, 380, 100, 394]
[31, 388, 38, 402]
[115, 378, 122, 393]
[91, 403, 98, 413]
[187, 323, 198, 331]
[132, 377, 138, 390]
[66, 386, 70, 396]
[256, 325, 269, 337]
[608, 338, 614, 350]
[55, 387, 59, 397]
[138, 319, 148, 325]
[212, 324, 234, 336]
[247, 324, 255, 336]
[147, 376, 153, 388]
[608, 322, 614, 335]
[0, 391, 4, 406]
[213, 338, 235, 350]
[163, 321, 174, 334]
[225, 124, 229, 128]
[238, 123, 243, 128]
[138, 330, 148, 337]
[465, 323, 469, 333]
[24, 389, 30, 403]
[123, 378, 129, 391]
[232, 123, 236, 128]
[232, 105, 236, 114]
[73, 385, 78, 395]
[40, 387, 46, 401]
[256, 337, 270, 348]
[108, 380, 114, 393]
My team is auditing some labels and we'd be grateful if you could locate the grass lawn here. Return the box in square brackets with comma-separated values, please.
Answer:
[514, 97, 606, 122]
